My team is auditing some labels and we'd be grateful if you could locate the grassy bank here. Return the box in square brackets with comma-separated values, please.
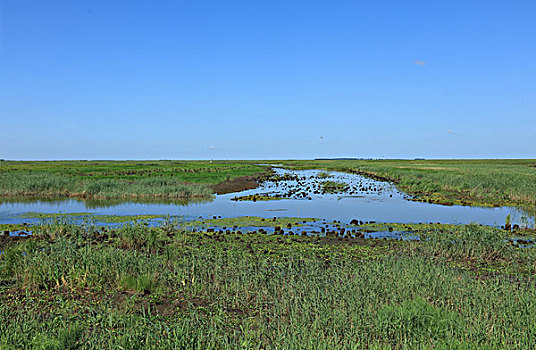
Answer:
[278, 159, 536, 208]
[1, 219, 536, 349]
[0, 161, 267, 200]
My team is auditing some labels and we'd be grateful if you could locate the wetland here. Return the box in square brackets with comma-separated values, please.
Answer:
[1, 159, 536, 349]
[1, 167, 533, 229]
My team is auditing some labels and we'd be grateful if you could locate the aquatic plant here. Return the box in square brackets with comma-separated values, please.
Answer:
[505, 214, 512, 230]
[317, 171, 332, 179]
[320, 180, 349, 193]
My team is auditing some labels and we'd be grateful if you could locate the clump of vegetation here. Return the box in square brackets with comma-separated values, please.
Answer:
[505, 214, 512, 230]
[376, 297, 464, 345]
[320, 180, 349, 193]
[230, 194, 283, 201]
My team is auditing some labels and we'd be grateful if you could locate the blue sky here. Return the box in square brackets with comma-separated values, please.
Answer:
[1, 0, 535, 160]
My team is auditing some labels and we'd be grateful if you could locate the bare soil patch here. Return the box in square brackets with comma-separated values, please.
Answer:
[212, 170, 272, 194]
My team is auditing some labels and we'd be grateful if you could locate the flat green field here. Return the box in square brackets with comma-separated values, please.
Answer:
[1, 219, 535, 349]
[0, 161, 267, 200]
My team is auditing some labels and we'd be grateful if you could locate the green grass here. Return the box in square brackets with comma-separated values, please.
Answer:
[1, 218, 536, 349]
[0, 160, 267, 200]
[278, 159, 536, 209]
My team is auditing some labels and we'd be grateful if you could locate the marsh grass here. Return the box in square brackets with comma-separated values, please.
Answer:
[0, 161, 266, 200]
[0, 172, 213, 200]
[1, 220, 536, 348]
[417, 224, 511, 261]
[376, 297, 464, 344]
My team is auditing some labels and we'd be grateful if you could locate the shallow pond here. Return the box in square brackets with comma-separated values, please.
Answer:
[0, 168, 533, 228]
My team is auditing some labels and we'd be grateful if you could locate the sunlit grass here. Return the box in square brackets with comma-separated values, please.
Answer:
[0, 160, 266, 200]
[1, 219, 536, 348]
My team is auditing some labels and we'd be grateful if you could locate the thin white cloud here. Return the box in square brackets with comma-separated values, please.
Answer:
[446, 130, 455, 135]
[209, 145, 217, 150]
[415, 60, 426, 66]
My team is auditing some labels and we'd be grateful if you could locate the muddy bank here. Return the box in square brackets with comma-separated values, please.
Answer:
[211, 170, 273, 195]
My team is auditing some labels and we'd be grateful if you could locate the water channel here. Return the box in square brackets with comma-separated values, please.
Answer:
[0, 168, 533, 228]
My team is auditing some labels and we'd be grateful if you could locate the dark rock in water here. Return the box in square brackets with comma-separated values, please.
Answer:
[513, 224, 520, 231]
[350, 219, 359, 225]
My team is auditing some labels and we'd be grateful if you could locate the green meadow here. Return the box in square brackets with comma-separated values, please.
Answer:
[1, 219, 536, 349]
